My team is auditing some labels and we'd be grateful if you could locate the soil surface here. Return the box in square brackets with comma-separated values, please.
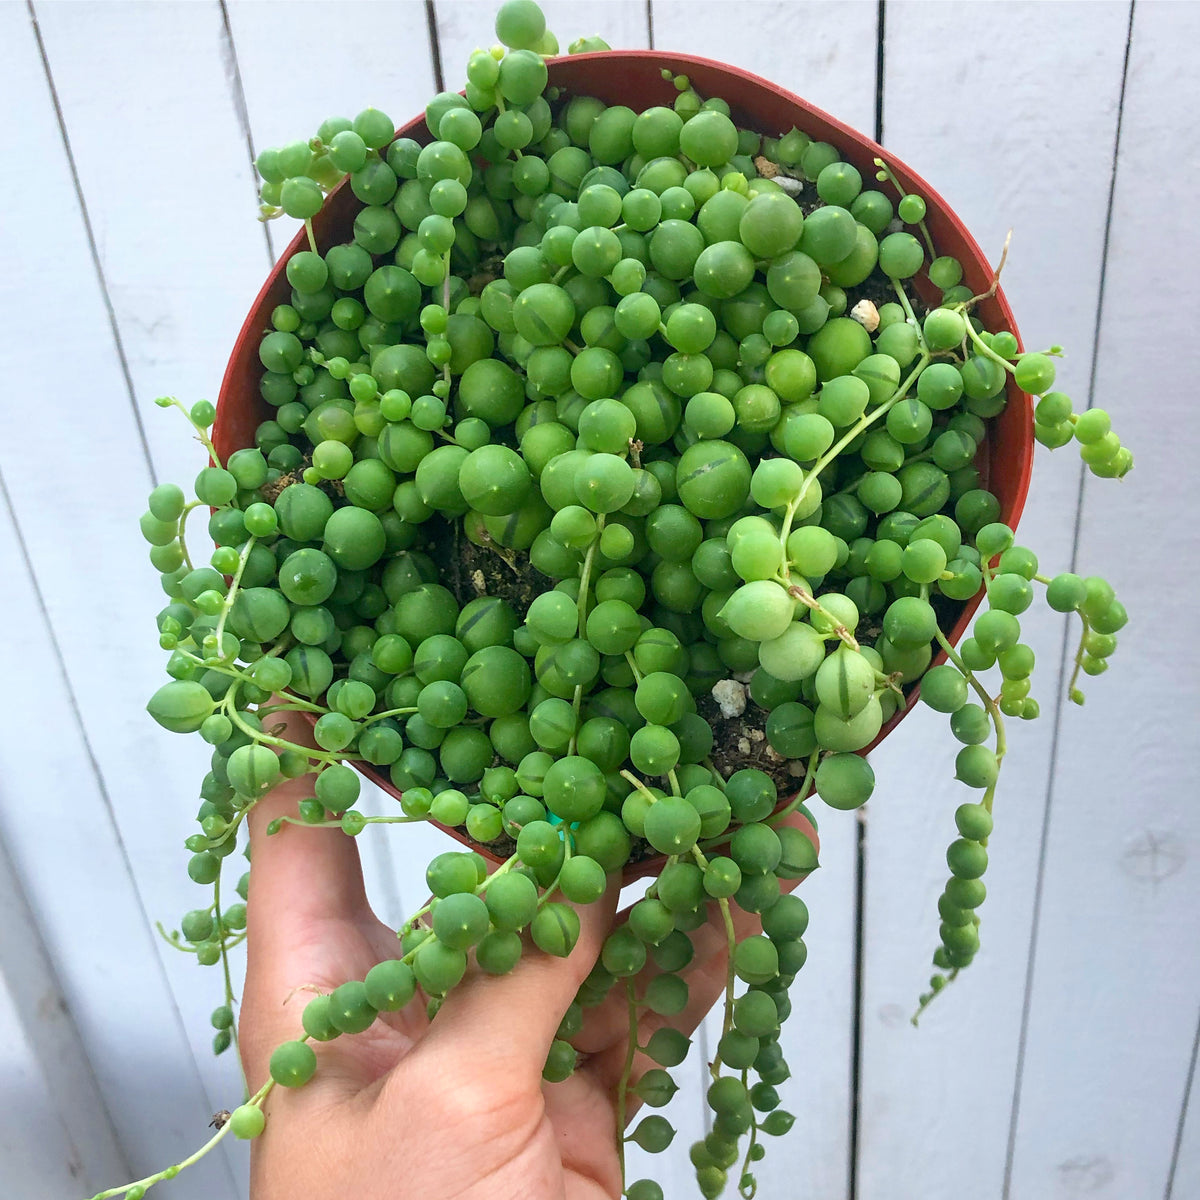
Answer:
[430, 516, 546, 617]
[698, 690, 808, 795]
[424, 521, 815, 795]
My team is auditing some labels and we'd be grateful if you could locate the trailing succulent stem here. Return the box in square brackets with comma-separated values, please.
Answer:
[111, 2, 1131, 1197]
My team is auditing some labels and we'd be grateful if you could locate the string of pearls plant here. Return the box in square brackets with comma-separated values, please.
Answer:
[105, 3, 1129, 1196]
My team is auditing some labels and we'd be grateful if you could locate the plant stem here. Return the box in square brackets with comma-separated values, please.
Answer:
[792, 352, 931, 517]
[619, 769, 659, 804]
[275, 813, 427, 830]
[213, 535, 258, 650]
[737, 1107, 761, 1199]
[932, 628, 1006, 814]
[872, 156, 937, 261]
[1066, 613, 1093, 700]
[911, 967, 960, 1026]
[576, 516, 606, 634]
[221, 682, 343, 767]
[87, 1080, 274, 1199]
[617, 977, 638, 1186]
[567, 684, 584, 757]
[441, 255, 453, 387]
[536, 833, 574, 907]
[766, 750, 819, 826]
[161, 397, 222, 468]
[213, 871, 249, 1100]
[693, 845, 738, 1080]
[400, 853, 522, 938]
[785, 584, 860, 652]
[176, 500, 203, 571]
[255, 694, 328, 717]
[359, 705, 419, 725]
[775, 495, 801, 560]
[961, 316, 1017, 376]
[891, 278, 930, 356]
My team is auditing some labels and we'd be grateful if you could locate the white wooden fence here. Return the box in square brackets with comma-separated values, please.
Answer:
[1, 1, 1197, 1197]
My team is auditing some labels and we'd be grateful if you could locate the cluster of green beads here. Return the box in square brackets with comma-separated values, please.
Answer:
[127, 2, 1133, 1197]
[1033, 390, 1132, 478]
[912, 520, 1126, 1019]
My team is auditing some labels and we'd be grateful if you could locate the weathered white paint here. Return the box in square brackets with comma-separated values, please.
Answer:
[652, 0, 878, 131]
[31, 0, 274, 490]
[226, 0, 440, 266]
[1169, 1027, 1200, 1199]
[0, 1, 1194, 1197]
[857, 3, 1136, 1198]
[0, 829, 129, 1196]
[0, 966, 94, 1200]
[1006, 2, 1200, 1195]
[1, 5, 246, 1193]
[0, 484, 237, 1200]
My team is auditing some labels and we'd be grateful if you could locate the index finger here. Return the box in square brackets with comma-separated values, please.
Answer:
[239, 709, 376, 1081]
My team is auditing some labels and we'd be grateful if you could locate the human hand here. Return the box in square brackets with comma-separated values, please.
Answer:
[240, 715, 818, 1200]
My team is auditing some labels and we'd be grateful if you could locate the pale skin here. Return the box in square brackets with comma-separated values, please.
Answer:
[240, 715, 818, 1200]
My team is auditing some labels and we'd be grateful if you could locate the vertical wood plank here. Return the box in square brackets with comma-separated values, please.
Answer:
[16, 3, 440, 1185]
[0, 488, 234, 1200]
[651, 0, 878, 128]
[0, 967, 93, 1199]
[7, 4, 1186, 1198]
[227, 0, 439, 144]
[0, 828, 129, 1196]
[226, 0, 439, 265]
[858, 3, 1133, 1197]
[5, 5, 250, 1193]
[1006, 3, 1200, 1194]
[2, 552, 252, 1198]
[648, 3, 878, 1191]
[32, 0, 274, 490]
[1167, 1012, 1200, 1198]
[226, 0, 456, 927]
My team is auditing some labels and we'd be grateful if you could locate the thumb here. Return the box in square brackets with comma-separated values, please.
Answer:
[408, 878, 620, 1085]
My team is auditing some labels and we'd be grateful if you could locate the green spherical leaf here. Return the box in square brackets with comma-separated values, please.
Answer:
[269, 1040, 317, 1088]
[814, 752, 875, 810]
[146, 680, 215, 734]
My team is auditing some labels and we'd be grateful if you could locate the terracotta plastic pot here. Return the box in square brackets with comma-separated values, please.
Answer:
[215, 52, 1033, 873]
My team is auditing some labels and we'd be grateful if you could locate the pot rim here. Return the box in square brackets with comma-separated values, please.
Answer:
[214, 49, 1033, 876]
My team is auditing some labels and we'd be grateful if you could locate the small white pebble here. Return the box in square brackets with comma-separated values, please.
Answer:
[787, 759, 808, 777]
[765, 746, 784, 762]
[748, 728, 765, 742]
[733, 670, 755, 684]
[737, 737, 752, 755]
[851, 299, 880, 333]
[712, 678, 748, 720]
[774, 175, 804, 197]
[471, 569, 486, 593]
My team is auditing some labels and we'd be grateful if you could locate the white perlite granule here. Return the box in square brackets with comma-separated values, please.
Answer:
[711, 678, 748, 719]
[851, 298, 880, 332]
